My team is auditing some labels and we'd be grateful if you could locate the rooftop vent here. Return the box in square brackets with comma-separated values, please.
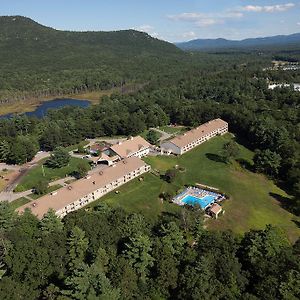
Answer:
[85, 176, 91, 180]
[67, 186, 73, 190]
[32, 202, 37, 207]
[99, 171, 103, 175]
[51, 191, 57, 196]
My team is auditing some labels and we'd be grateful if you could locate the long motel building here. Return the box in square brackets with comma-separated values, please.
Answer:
[17, 157, 151, 219]
[161, 119, 228, 155]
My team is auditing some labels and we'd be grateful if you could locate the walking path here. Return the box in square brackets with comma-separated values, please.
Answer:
[150, 128, 172, 142]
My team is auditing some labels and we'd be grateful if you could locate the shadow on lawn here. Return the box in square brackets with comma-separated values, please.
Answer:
[236, 158, 254, 172]
[270, 192, 297, 215]
[292, 219, 300, 229]
[205, 153, 225, 163]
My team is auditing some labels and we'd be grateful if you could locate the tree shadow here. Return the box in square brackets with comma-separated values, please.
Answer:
[292, 219, 300, 229]
[205, 153, 225, 163]
[269, 192, 296, 214]
[236, 158, 254, 172]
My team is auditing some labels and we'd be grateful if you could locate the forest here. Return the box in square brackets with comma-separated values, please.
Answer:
[0, 16, 185, 102]
[0, 51, 299, 212]
[0, 15, 299, 300]
[0, 202, 299, 299]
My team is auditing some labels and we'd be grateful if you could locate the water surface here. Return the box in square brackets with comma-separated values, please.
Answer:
[0, 98, 91, 119]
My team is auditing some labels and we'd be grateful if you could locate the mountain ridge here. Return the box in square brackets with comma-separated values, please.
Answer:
[0, 16, 184, 101]
[176, 32, 300, 50]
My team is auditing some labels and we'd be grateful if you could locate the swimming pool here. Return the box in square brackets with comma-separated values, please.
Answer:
[182, 194, 215, 209]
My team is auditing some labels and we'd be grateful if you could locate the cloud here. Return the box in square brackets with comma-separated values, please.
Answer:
[297, 22, 300, 26]
[239, 3, 295, 13]
[134, 25, 163, 39]
[168, 11, 242, 27]
[135, 25, 154, 33]
[181, 31, 197, 39]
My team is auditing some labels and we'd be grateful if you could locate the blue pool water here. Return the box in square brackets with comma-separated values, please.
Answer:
[182, 195, 215, 209]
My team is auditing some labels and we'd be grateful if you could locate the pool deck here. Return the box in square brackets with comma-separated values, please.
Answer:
[173, 187, 225, 210]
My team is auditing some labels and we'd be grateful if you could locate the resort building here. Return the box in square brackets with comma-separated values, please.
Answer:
[110, 136, 151, 159]
[17, 157, 151, 219]
[161, 119, 228, 155]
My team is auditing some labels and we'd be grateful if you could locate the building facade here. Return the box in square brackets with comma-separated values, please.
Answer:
[18, 157, 151, 219]
[110, 136, 151, 159]
[161, 119, 228, 155]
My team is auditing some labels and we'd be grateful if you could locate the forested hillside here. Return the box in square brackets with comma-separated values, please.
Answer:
[0, 202, 299, 299]
[0, 16, 184, 102]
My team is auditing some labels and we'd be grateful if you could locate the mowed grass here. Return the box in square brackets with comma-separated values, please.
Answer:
[93, 134, 300, 242]
[158, 125, 187, 135]
[10, 197, 31, 210]
[15, 158, 90, 192]
[90, 173, 181, 220]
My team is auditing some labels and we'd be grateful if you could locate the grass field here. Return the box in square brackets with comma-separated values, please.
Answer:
[89, 173, 181, 220]
[10, 197, 31, 210]
[140, 129, 162, 142]
[15, 158, 90, 192]
[92, 134, 300, 242]
[158, 125, 187, 135]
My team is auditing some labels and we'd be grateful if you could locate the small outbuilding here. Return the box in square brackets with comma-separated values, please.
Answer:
[210, 203, 223, 219]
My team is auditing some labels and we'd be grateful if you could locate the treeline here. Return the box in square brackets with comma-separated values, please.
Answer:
[0, 202, 299, 299]
[0, 53, 299, 209]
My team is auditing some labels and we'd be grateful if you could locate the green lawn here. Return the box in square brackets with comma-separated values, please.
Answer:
[92, 134, 300, 242]
[158, 125, 187, 135]
[90, 173, 181, 221]
[10, 197, 31, 210]
[139, 129, 162, 145]
[15, 158, 90, 192]
[66, 140, 89, 152]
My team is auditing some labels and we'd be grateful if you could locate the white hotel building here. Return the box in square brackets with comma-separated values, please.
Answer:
[18, 157, 151, 219]
[161, 119, 228, 155]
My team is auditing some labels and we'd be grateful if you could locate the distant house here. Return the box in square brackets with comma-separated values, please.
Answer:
[210, 203, 223, 219]
[17, 157, 151, 219]
[110, 136, 151, 159]
[161, 119, 228, 155]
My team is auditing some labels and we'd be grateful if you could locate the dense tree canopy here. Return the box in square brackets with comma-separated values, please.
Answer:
[0, 202, 299, 299]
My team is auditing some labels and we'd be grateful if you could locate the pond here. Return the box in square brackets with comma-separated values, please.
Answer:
[0, 98, 91, 119]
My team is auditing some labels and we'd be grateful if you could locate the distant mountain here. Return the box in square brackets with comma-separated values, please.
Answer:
[0, 16, 184, 101]
[0, 16, 182, 69]
[176, 33, 300, 51]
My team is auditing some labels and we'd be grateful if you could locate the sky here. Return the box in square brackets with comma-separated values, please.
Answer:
[1, 0, 300, 42]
